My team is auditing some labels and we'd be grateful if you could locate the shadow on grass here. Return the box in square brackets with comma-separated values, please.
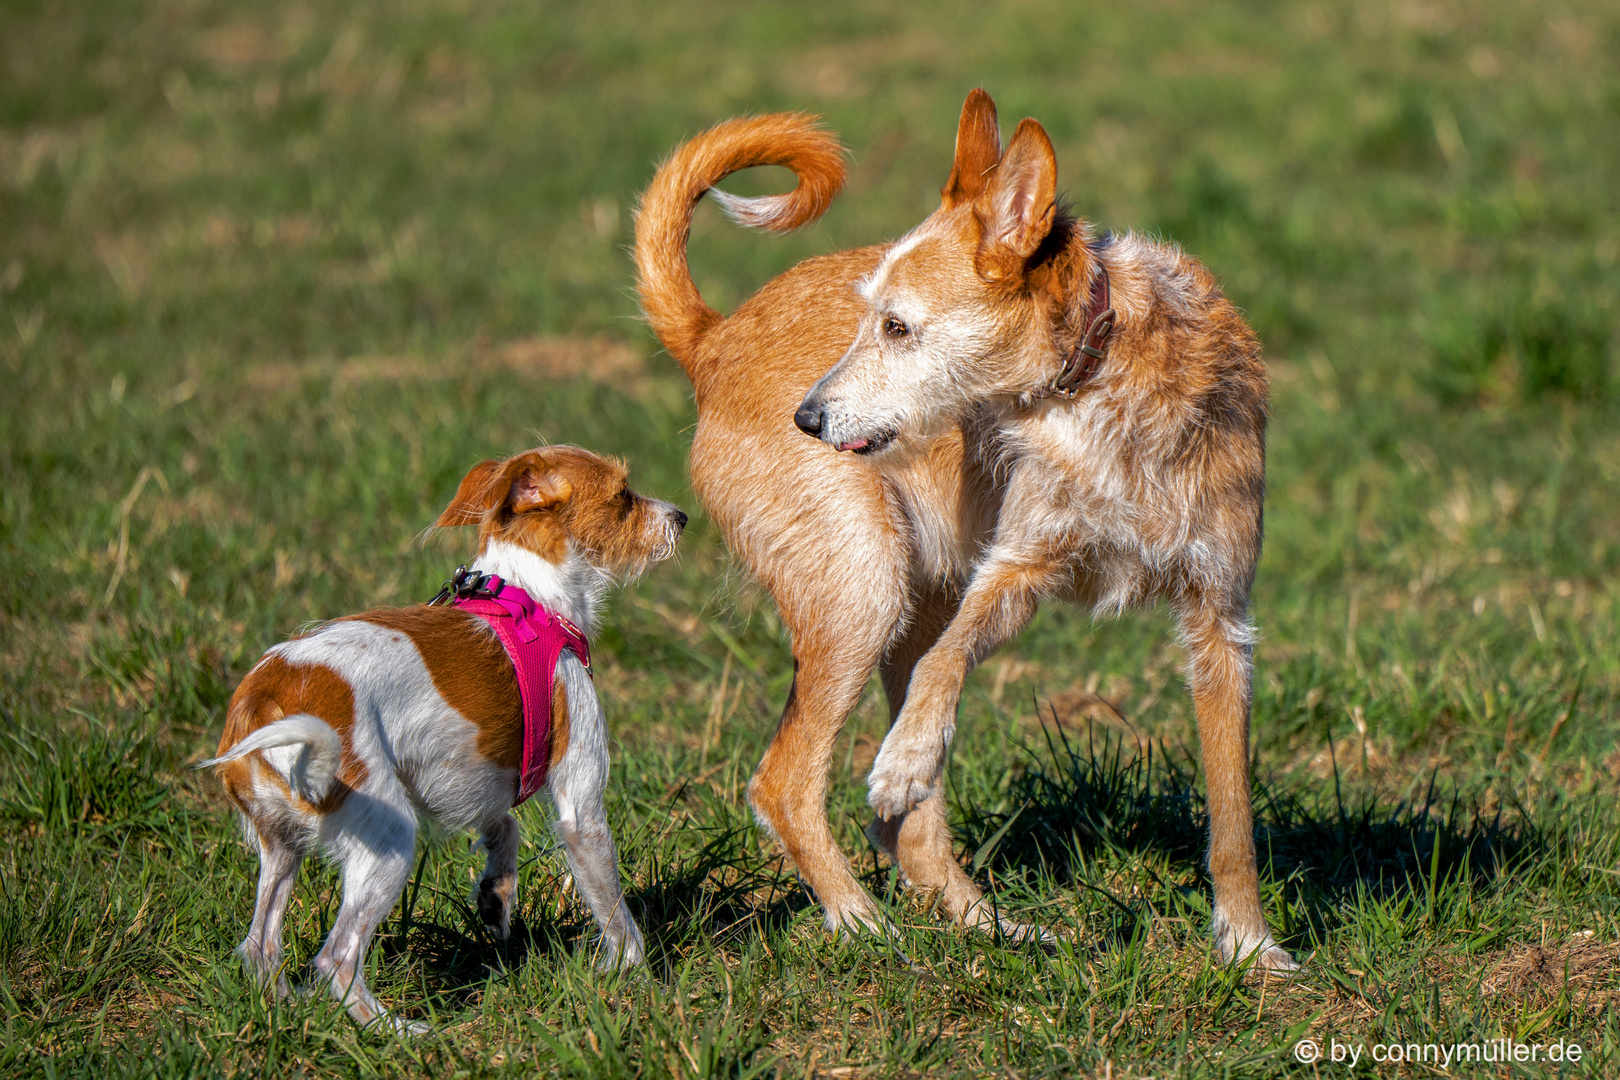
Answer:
[384, 798, 820, 1004]
[627, 811, 820, 962]
[957, 719, 1548, 951]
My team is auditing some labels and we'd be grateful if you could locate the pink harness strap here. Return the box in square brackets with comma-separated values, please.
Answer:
[452, 576, 591, 806]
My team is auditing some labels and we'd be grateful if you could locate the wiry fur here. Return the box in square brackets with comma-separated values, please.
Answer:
[205, 446, 685, 1033]
[633, 91, 1295, 969]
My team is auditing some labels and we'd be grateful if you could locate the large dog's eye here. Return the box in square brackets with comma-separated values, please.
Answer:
[883, 317, 909, 339]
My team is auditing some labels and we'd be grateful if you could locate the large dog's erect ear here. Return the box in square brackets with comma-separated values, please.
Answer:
[974, 118, 1058, 284]
[435, 459, 505, 527]
[940, 89, 1001, 209]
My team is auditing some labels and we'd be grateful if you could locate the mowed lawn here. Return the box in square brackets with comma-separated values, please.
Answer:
[2, 1, 1618, 1076]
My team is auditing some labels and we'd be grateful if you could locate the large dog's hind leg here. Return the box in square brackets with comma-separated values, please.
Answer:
[693, 420, 908, 935]
[748, 605, 900, 935]
[1177, 595, 1297, 971]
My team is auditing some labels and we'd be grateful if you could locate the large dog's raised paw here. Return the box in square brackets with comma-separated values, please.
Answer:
[866, 730, 948, 819]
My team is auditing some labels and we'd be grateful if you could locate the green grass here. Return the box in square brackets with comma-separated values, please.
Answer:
[3, 0, 1619, 1075]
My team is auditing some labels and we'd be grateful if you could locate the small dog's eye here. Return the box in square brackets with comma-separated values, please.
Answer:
[883, 317, 909, 339]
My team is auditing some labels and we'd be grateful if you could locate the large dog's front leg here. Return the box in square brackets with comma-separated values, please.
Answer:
[867, 556, 1062, 820]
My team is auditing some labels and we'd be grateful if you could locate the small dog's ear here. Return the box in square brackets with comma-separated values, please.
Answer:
[941, 89, 1000, 210]
[435, 459, 504, 527]
[974, 118, 1058, 284]
[507, 467, 573, 514]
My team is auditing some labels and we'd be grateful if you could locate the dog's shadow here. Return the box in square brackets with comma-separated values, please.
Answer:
[955, 721, 1545, 952]
[378, 821, 819, 1003]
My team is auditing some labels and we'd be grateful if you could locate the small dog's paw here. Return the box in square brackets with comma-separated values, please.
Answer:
[371, 1014, 432, 1037]
[866, 737, 944, 819]
[597, 932, 645, 972]
[997, 918, 1058, 946]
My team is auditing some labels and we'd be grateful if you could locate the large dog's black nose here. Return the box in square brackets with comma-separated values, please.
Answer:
[673, 509, 688, 530]
[793, 403, 823, 437]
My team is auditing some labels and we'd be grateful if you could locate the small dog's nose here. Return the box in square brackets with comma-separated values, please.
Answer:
[673, 509, 688, 531]
[793, 403, 823, 437]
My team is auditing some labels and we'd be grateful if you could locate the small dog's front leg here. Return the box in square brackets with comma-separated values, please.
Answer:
[868, 555, 1059, 819]
[547, 663, 645, 969]
[475, 814, 521, 939]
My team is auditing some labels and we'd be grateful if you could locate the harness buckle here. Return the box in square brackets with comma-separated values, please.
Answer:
[428, 565, 501, 605]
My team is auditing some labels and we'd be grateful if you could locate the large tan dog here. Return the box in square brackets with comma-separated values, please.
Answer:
[634, 90, 1294, 969]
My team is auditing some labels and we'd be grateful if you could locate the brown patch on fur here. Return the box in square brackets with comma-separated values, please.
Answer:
[218, 656, 366, 812]
[548, 678, 571, 771]
[348, 606, 523, 773]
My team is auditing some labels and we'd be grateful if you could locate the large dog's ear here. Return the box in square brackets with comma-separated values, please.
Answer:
[435, 459, 505, 527]
[974, 118, 1058, 284]
[940, 89, 1001, 209]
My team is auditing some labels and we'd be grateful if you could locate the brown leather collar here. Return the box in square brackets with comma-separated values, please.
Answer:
[1041, 265, 1115, 399]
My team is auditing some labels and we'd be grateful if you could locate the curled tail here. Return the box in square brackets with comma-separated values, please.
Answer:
[634, 113, 846, 374]
[199, 714, 344, 804]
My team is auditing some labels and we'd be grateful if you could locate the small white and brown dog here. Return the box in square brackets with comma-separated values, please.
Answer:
[203, 445, 686, 1033]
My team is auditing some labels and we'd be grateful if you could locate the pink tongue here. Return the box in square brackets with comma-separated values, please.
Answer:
[837, 438, 870, 452]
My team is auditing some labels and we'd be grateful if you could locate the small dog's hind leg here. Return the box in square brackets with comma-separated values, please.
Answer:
[548, 657, 644, 968]
[312, 813, 425, 1034]
[239, 828, 303, 998]
[1178, 595, 1297, 972]
[475, 814, 520, 939]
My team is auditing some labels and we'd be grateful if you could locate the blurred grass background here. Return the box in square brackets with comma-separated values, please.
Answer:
[1, 0, 1618, 1076]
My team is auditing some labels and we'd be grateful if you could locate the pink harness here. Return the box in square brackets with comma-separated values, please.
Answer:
[440, 571, 591, 806]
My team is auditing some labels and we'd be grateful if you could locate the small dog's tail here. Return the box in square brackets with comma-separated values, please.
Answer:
[198, 715, 344, 804]
[634, 114, 846, 377]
